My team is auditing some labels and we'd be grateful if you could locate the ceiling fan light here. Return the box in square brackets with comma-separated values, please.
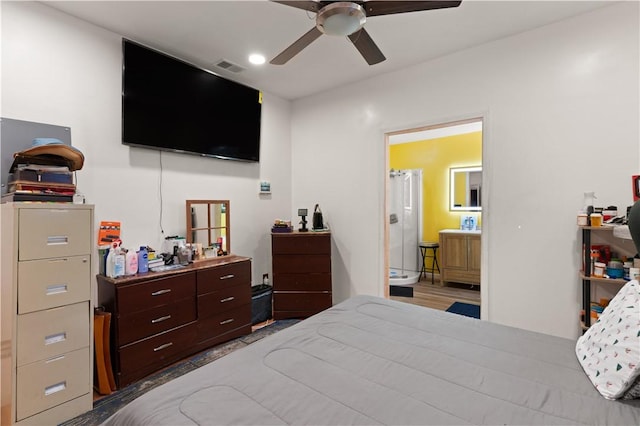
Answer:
[317, 2, 366, 36]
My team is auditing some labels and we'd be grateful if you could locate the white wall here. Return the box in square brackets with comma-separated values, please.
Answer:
[1, 2, 293, 288]
[291, 2, 639, 339]
[2, 2, 638, 340]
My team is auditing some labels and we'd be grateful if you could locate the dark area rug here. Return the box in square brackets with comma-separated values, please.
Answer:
[446, 301, 480, 319]
[389, 284, 414, 297]
[60, 319, 299, 426]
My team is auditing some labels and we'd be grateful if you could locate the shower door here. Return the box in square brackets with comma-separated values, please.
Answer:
[389, 169, 423, 281]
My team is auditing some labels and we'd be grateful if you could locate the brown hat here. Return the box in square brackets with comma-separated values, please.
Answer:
[14, 138, 84, 171]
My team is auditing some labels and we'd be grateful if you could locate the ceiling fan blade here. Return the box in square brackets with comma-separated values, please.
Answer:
[270, 26, 323, 65]
[271, 1, 321, 13]
[363, 1, 462, 17]
[348, 28, 385, 65]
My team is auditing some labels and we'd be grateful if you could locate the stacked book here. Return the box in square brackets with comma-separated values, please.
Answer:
[3, 164, 75, 203]
[147, 257, 165, 270]
[271, 219, 293, 233]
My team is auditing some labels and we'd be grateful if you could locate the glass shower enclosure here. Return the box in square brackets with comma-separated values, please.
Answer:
[389, 169, 423, 286]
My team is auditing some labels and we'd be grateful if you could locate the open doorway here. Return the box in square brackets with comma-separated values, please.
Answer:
[384, 118, 483, 317]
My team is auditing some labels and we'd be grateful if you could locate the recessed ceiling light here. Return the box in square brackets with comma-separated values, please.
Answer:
[248, 54, 266, 65]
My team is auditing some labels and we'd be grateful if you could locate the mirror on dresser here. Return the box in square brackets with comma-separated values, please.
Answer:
[450, 166, 482, 211]
[186, 200, 230, 253]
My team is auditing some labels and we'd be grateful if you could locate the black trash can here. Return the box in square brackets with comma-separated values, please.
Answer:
[251, 284, 272, 325]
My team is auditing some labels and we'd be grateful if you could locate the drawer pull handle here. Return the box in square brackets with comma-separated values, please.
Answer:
[46, 284, 68, 295]
[44, 332, 66, 345]
[47, 236, 68, 245]
[151, 289, 171, 296]
[220, 297, 235, 303]
[151, 315, 171, 324]
[153, 342, 173, 352]
[220, 318, 234, 325]
[45, 355, 65, 364]
[219, 274, 235, 280]
[44, 381, 66, 396]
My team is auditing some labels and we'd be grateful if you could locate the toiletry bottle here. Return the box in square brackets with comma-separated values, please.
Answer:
[101, 245, 110, 276]
[106, 245, 116, 278]
[138, 246, 149, 273]
[125, 248, 138, 275]
[113, 242, 126, 278]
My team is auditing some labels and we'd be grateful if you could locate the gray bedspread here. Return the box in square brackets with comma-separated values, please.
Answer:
[102, 295, 640, 425]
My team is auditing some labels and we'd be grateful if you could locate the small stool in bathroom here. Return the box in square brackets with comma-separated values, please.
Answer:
[419, 242, 440, 284]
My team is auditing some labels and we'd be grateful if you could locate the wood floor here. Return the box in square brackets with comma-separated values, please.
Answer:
[389, 272, 480, 311]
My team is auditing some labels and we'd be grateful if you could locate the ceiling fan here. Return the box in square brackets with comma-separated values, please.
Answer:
[270, 1, 462, 66]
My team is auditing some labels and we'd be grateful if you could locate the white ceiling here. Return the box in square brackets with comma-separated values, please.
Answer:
[42, 0, 614, 100]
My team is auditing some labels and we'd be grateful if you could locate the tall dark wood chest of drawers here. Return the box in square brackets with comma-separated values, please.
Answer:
[271, 231, 332, 319]
[97, 255, 251, 388]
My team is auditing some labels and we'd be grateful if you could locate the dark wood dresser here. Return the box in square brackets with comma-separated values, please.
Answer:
[97, 255, 251, 388]
[271, 231, 332, 319]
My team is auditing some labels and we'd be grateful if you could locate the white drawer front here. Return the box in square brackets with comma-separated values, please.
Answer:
[17, 302, 90, 366]
[16, 347, 90, 421]
[18, 208, 91, 261]
[18, 256, 90, 314]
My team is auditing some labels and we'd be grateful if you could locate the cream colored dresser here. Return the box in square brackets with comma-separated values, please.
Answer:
[1, 203, 94, 425]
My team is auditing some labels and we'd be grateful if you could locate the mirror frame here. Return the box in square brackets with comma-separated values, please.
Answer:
[186, 199, 230, 252]
[450, 166, 482, 212]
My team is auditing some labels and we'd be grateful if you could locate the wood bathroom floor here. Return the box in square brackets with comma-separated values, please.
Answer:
[390, 273, 481, 311]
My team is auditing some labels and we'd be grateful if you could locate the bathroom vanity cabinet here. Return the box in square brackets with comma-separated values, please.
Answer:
[439, 230, 481, 287]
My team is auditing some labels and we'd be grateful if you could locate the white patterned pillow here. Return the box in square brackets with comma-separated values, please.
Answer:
[575, 280, 640, 399]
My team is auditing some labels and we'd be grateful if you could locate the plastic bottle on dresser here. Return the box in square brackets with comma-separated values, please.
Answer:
[125, 248, 138, 275]
[113, 242, 126, 278]
[106, 244, 117, 278]
[138, 246, 149, 273]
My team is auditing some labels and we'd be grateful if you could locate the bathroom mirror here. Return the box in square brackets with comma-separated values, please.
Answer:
[450, 166, 482, 211]
[186, 200, 230, 252]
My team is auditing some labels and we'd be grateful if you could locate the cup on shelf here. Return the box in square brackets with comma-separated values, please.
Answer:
[577, 213, 588, 226]
[593, 262, 606, 278]
[590, 213, 603, 227]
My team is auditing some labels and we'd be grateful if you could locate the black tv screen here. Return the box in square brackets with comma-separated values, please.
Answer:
[122, 39, 262, 162]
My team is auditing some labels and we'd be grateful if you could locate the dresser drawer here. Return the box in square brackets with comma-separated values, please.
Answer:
[273, 255, 331, 274]
[16, 347, 90, 421]
[119, 323, 197, 379]
[117, 272, 196, 314]
[272, 234, 330, 255]
[197, 304, 251, 342]
[197, 261, 250, 294]
[17, 255, 91, 314]
[117, 297, 197, 346]
[17, 302, 90, 367]
[18, 208, 91, 261]
[197, 283, 250, 318]
[273, 292, 332, 313]
[272, 273, 331, 292]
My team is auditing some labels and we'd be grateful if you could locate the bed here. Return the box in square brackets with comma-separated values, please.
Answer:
[102, 295, 640, 425]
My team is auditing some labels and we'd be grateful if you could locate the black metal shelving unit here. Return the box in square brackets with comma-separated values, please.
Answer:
[580, 225, 629, 329]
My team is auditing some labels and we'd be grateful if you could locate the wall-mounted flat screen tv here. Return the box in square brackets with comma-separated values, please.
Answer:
[122, 39, 262, 162]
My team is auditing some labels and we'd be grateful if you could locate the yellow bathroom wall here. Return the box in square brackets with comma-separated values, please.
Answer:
[453, 171, 467, 207]
[389, 131, 482, 244]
